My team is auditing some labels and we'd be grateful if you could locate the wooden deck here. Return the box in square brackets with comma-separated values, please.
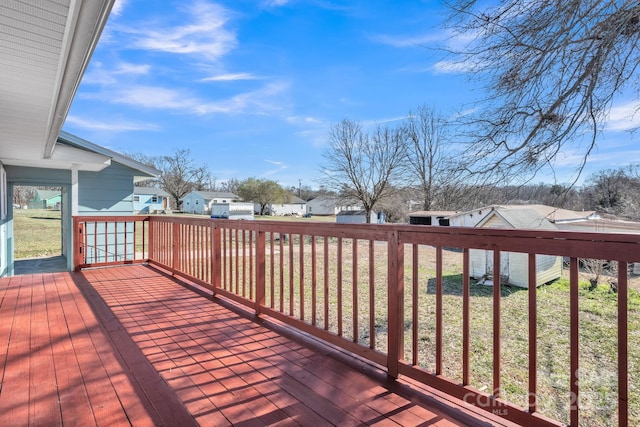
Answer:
[0, 264, 517, 426]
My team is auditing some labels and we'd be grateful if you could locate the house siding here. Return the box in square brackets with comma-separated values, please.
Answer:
[78, 163, 135, 214]
[182, 193, 206, 214]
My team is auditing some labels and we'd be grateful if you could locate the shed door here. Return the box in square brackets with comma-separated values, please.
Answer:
[486, 251, 509, 284]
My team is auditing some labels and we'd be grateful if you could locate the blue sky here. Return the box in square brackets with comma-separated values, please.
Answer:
[64, 0, 640, 189]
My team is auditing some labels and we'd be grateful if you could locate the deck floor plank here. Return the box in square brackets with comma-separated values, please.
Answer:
[29, 274, 62, 426]
[47, 273, 96, 427]
[0, 265, 519, 427]
[1, 275, 33, 426]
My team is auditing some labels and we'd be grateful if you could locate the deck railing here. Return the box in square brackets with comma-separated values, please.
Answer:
[73, 215, 639, 427]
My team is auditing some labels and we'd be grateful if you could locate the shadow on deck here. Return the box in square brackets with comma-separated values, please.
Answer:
[0, 264, 517, 426]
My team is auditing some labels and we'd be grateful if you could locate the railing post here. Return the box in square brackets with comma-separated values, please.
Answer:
[147, 217, 154, 262]
[387, 230, 404, 378]
[212, 223, 221, 295]
[172, 222, 180, 274]
[73, 217, 83, 271]
[255, 228, 266, 316]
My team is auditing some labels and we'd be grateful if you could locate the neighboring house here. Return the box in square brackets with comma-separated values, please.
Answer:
[257, 194, 307, 216]
[0, 1, 164, 276]
[181, 191, 239, 214]
[306, 196, 362, 216]
[467, 207, 563, 288]
[29, 189, 62, 210]
[133, 186, 171, 214]
[336, 209, 380, 224]
[408, 210, 458, 226]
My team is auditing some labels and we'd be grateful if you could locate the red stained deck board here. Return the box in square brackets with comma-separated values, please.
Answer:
[2, 264, 516, 427]
[29, 274, 62, 427]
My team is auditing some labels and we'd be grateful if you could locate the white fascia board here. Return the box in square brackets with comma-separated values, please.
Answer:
[43, 0, 115, 158]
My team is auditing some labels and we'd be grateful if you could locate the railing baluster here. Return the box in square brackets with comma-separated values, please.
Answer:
[618, 261, 628, 427]
[436, 245, 443, 375]
[289, 235, 294, 316]
[337, 237, 343, 337]
[528, 253, 537, 414]
[412, 243, 418, 366]
[324, 236, 329, 330]
[462, 248, 470, 385]
[369, 240, 375, 350]
[279, 233, 284, 312]
[300, 234, 305, 321]
[493, 249, 501, 399]
[353, 238, 358, 343]
[311, 235, 317, 326]
[255, 229, 265, 315]
[242, 229, 247, 298]
[250, 229, 254, 301]
[269, 232, 274, 308]
[235, 228, 239, 295]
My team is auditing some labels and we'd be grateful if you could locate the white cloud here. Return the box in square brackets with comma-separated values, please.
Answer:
[115, 63, 151, 75]
[431, 59, 479, 74]
[605, 101, 640, 132]
[286, 116, 324, 124]
[65, 115, 160, 132]
[195, 81, 290, 115]
[104, 81, 289, 116]
[201, 73, 261, 82]
[125, 1, 236, 62]
[263, 0, 290, 6]
[83, 61, 151, 85]
[370, 33, 440, 48]
[263, 159, 288, 177]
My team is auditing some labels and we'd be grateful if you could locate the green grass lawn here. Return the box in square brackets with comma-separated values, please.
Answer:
[13, 208, 62, 259]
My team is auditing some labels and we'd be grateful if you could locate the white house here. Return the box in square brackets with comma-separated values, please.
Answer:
[306, 196, 362, 216]
[257, 194, 307, 216]
[133, 186, 171, 214]
[181, 191, 239, 214]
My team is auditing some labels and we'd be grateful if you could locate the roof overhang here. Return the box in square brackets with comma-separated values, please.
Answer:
[0, 0, 114, 168]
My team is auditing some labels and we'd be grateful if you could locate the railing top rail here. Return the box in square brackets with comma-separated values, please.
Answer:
[74, 215, 149, 222]
[74, 215, 640, 261]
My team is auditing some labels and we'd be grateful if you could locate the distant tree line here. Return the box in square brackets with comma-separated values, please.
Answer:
[128, 143, 640, 223]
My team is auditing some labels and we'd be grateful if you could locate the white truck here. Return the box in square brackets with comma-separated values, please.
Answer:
[210, 202, 255, 220]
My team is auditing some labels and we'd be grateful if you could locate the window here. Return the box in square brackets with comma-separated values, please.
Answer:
[133, 196, 140, 202]
[151, 196, 158, 203]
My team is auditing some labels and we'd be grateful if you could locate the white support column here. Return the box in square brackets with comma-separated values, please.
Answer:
[71, 164, 79, 216]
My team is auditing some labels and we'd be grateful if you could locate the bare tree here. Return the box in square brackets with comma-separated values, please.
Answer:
[13, 186, 36, 209]
[404, 105, 464, 210]
[445, 0, 640, 182]
[320, 119, 408, 223]
[156, 149, 211, 210]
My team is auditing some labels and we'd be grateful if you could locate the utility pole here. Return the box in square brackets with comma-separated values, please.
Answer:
[298, 179, 302, 199]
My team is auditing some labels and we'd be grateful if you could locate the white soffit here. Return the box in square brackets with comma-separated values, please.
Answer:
[0, 0, 114, 168]
[4, 144, 111, 171]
